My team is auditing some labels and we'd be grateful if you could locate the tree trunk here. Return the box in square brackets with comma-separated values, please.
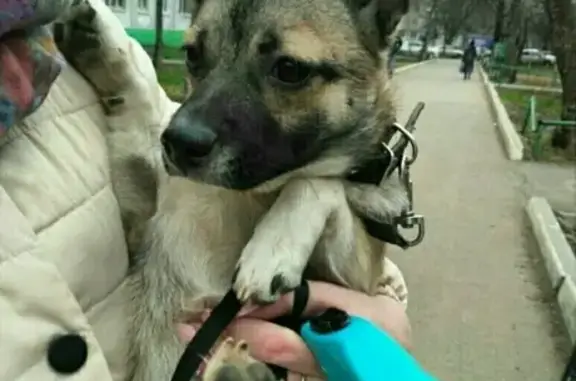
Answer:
[492, 0, 506, 42]
[506, 18, 528, 83]
[499, 0, 524, 84]
[152, 0, 164, 69]
[545, 0, 576, 149]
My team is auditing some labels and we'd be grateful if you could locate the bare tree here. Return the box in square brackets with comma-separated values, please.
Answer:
[152, 0, 164, 69]
[544, 0, 576, 148]
[491, 0, 506, 42]
[413, 0, 441, 60]
[413, 0, 483, 54]
[502, 0, 528, 82]
[435, 0, 479, 47]
[483, 0, 537, 83]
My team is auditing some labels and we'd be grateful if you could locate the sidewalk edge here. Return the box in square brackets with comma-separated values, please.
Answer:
[479, 66, 524, 161]
[527, 196, 576, 344]
[396, 59, 430, 74]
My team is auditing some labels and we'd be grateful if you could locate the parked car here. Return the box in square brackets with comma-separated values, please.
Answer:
[399, 40, 422, 55]
[443, 46, 464, 58]
[521, 48, 544, 64]
[399, 40, 436, 59]
[541, 50, 557, 65]
[520, 48, 557, 65]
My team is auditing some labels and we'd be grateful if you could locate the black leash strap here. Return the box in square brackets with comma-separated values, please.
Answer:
[562, 344, 576, 381]
[269, 281, 311, 379]
[291, 281, 310, 319]
[170, 290, 242, 381]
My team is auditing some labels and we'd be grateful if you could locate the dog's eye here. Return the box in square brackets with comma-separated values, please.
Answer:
[183, 45, 200, 63]
[270, 57, 312, 86]
[182, 44, 207, 78]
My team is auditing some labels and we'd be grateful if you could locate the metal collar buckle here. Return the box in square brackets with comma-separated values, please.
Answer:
[385, 103, 426, 248]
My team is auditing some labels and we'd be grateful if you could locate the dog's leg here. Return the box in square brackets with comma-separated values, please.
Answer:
[234, 176, 409, 302]
[128, 215, 194, 381]
[234, 178, 357, 303]
[56, 1, 169, 256]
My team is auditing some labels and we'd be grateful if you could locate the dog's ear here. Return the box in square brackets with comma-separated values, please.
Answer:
[187, 0, 205, 22]
[353, 0, 408, 50]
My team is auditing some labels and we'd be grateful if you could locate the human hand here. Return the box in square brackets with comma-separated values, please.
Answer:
[178, 281, 411, 380]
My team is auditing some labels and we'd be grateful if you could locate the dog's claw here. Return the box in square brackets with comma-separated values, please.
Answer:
[233, 265, 301, 305]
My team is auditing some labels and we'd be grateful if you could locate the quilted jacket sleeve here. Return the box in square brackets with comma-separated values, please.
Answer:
[0, 4, 180, 381]
[0, 187, 115, 381]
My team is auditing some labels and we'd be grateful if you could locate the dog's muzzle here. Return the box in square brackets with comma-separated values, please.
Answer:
[161, 114, 217, 171]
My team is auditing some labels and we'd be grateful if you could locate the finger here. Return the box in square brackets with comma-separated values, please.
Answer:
[226, 318, 321, 377]
[177, 323, 198, 342]
[237, 304, 260, 317]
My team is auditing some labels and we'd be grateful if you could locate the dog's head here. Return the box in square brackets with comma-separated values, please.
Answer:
[162, 0, 408, 190]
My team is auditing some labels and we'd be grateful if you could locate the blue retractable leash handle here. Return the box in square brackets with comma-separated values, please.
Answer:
[300, 308, 438, 381]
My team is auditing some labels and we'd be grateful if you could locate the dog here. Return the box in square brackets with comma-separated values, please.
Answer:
[56, 0, 410, 380]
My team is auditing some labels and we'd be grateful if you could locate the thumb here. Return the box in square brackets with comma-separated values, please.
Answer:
[226, 318, 321, 377]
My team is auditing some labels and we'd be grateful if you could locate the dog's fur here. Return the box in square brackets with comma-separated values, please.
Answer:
[56, 0, 409, 380]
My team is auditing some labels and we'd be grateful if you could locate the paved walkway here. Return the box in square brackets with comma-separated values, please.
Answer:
[388, 59, 571, 381]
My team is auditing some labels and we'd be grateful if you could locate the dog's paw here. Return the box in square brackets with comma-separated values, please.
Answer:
[203, 338, 276, 381]
[233, 179, 334, 304]
[55, 0, 135, 99]
[233, 243, 304, 304]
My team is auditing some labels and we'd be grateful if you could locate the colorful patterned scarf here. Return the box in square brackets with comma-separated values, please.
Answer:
[0, 0, 79, 137]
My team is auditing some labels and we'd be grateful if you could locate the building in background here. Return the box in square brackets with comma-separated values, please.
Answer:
[105, 0, 191, 30]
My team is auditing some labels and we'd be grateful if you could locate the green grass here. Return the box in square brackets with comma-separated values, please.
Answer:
[157, 62, 187, 101]
[126, 29, 185, 48]
[497, 88, 575, 162]
[395, 55, 422, 63]
[489, 63, 561, 88]
[140, 45, 185, 61]
[516, 65, 561, 88]
[160, 47, 185, 60]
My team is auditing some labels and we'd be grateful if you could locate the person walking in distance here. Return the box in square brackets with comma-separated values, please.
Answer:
[388, 35, 403, 77]
[461, 40, 477, 80]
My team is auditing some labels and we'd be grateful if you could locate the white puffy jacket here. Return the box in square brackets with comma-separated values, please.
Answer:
[0, 24, 178, 381]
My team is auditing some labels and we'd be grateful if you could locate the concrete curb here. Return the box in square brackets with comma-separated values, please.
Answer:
[494, 82, 562, 94]
[527, 197, 576, 343]
[479, 66, 524, 161]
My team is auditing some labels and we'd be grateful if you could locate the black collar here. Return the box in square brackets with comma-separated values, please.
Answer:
[346, 136, 411, 249]
[346, 103, 425, 249]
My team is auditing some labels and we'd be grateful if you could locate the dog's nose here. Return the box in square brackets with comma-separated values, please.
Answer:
[161, 121, 217, 165]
